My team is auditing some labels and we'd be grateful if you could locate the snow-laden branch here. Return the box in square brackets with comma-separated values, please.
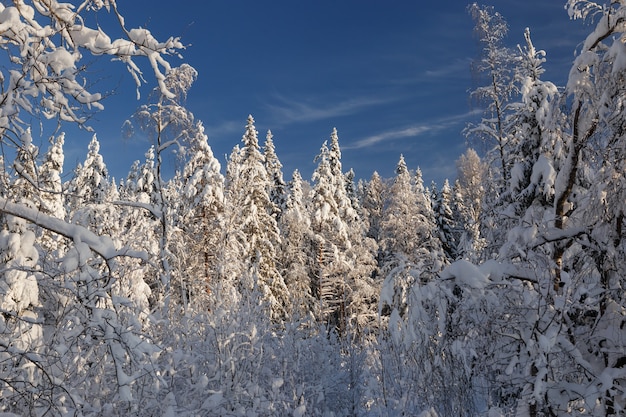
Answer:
[438, 259, 539, 289]
[113, 199, 162, 219]
[0, 197, 147, 262]
[0, 0, 185, 141]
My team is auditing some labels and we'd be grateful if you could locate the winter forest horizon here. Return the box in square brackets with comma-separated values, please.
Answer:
[3, 1, 626, 416]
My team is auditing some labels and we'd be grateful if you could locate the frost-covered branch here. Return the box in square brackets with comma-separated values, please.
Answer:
[0, 0, 184, 143]
[0, 196, 147, 262]
[113, 199, 162, 220]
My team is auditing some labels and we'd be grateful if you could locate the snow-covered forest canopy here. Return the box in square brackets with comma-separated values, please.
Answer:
[2, 0, 626, 416]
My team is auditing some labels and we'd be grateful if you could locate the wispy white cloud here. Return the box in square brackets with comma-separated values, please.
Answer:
[264, 94, 395, 125]
[206, 120, 244, 139]
[423, 57, 472, 78]
[346, 109, 481, 150]
[347, 126, 433, 149]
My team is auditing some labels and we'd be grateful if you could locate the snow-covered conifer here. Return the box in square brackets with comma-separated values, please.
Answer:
[39, 133, 66, 220]
[279, 169, 316, 317]
[67, 135, 109, 212]
[264, 130, 287, 220]
[380, 156, 420, 262]
[223, 116, 289, 320]
[311, 130, 378, 336]
[433, 179, 458, 261]
[174, 121, 225, 309]
[361, 171, 385, 243]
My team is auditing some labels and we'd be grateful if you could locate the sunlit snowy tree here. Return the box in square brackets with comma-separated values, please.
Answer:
[432, 179, 458, 261]
[465, 3, 519, 191]
[309, 129, 379, 337]
[454, 148, 487, 262]
[0, 1, 185, 412]
[38, 133, 67, 257]
[122, 64, 207, 310]
[173, 121, 224, 309]
[279, 169, 316, 318]
[223, 115, 289, 320]
[310, 135, 353, 333]
[361, 171, 385, 243]
[264, 130, 287, 221]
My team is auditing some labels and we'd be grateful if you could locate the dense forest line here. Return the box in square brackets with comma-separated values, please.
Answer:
[2, 1, 626, 416]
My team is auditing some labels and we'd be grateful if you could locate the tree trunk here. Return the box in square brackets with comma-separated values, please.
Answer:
[553, 102, 597, 294]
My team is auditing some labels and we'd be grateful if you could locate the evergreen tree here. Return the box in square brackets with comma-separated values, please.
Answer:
[279, 169, 316, 318]
[413, 167, 445, 269]
[218, 144, 247, 306]
[39, 133, 67, 221]
[309, 129, 379, 336]
[310, 136, 352, 333]
[119, 147, 163, 306]
[433, 179, 457, 261]
[380, 156, 421, 263]
[174, 121, 225, 309]
[361, 171, 385, 243]
[224, 115, 289, 320]
[497, 28, 562, 264]
[67, 135, 108, 208]
[66, 135, 114, 235]
[379, 156, 444, 318]
[263, 130, 287, 220]
[344, 168, 360, 216]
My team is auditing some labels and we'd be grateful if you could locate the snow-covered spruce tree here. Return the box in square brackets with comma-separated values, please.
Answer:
[432, 179, 458, 262]
[445, 40, 564, 403]
[113, 161, 155, 322]
[344, 168, 360, 217]
[217, 144, 247, 307]
[0, 1, 184, 413]
[64, 135, 128, 302]
[310, 138, 351, 332]
[38, 133, 67, 258]
[378, 156, 445, 319]
[310, 129, 378, 337]
[361, 171, 385, 243]
[170, 121, 225, 310]
[67, 135, 112, 231]
[278, 169, 317, 318]
[378, 155, 421, 318]
[116, 147, 163, 310]
[414, 167, 444, 269]
[334, 141, 379, 338]
[222, 115, 289, 320]
[502, 29, 560, 220]
[264, 130, 288, 221]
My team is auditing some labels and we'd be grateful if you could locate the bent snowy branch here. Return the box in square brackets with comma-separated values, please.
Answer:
[0, 197, 147, 262]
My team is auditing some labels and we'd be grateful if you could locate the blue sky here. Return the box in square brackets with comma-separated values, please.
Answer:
[59, 1, 592, 186]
